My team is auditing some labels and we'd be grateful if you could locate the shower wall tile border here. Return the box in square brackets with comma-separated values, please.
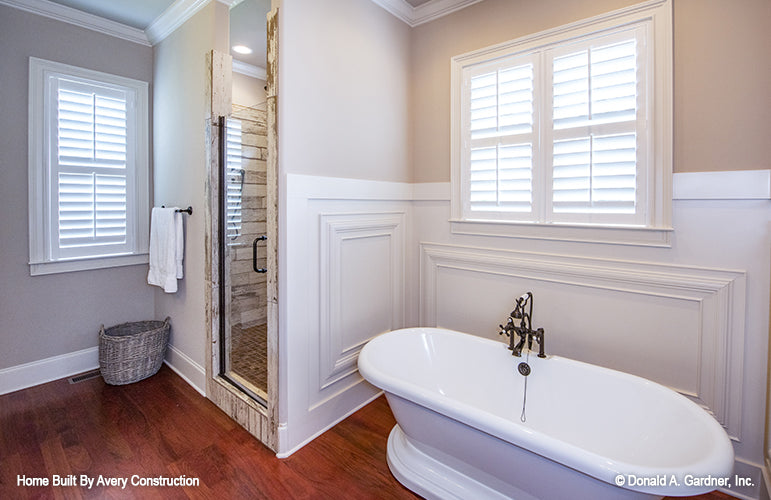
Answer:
[420, 242, 746, 441]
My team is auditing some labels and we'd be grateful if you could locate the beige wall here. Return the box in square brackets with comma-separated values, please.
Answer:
[153, 1, 230, 369]
[0, 5, 155, 370]
[233, 72, 266, 108]
[279, 0, 411, 182]
[410, 0, 771, 182]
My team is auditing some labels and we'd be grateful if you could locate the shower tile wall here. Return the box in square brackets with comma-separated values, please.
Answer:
[230, 103, 268, 330]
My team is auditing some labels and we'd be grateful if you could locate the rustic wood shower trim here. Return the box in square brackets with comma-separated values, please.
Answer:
[203, 7, 279, 453]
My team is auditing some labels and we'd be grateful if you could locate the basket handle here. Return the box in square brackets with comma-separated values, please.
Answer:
[163, 316, 171, 327]
[99, 324, 105, 336]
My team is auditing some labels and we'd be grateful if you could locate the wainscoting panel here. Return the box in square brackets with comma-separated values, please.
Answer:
[420, 243, 746, 440]
[317, 212, 406, 397]
[280, 173, 412, 456]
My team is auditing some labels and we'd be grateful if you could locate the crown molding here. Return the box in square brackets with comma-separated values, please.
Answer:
[0, 0, 150, 46]
[145, 0, 210, 45]
[370, 0, 483, 27]
[232, 60, 267, 80]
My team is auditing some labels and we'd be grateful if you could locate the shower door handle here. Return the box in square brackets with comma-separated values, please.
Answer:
[252, 235, 268, 273]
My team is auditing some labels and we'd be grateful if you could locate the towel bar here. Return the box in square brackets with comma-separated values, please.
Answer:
[161, 205, 193, 215]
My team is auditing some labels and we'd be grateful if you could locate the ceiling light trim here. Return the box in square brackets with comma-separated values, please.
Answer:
[369, 0, 483, 27]
[0, 0, 150, 46]
[233, 60, 267, 81]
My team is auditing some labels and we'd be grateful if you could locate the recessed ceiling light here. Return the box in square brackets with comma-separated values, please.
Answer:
[232, 45, 253, 55]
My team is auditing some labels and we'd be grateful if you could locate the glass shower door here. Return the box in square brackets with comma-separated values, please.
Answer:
[219, 104, 269, 403]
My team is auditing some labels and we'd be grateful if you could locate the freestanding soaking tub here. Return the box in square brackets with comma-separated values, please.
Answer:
[358, 328, 734, 500]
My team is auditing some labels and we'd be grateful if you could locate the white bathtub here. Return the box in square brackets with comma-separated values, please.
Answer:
[358, 328, 734, 500]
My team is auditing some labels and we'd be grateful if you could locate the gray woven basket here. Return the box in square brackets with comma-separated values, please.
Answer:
[99, 317, 171, 385]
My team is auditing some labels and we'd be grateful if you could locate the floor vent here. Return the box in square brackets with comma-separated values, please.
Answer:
[68, 370, 102, 384]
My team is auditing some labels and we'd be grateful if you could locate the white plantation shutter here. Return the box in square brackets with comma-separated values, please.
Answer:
[52, 78, 133, 259]
[467, 60, 535, 215]
[226, 118, 244, 241]
[453, 3, 671, 237]
[458, 23, 651, 227]
[28, 58, 149, 274]
[550, 34, 643, 222]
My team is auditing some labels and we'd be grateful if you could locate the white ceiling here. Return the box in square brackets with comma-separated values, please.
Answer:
[46, 0, 175, 30]
[26, 0, 480, 68]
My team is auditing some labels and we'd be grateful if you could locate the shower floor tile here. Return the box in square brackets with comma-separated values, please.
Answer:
[230, 323, 267, 394]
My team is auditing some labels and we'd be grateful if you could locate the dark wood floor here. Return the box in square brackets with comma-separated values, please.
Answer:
[0, 366, 736, 499]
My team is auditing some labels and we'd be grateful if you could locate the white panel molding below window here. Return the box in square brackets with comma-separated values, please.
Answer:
[420, 242, 746, 440]
[315, 212, 406, 405]
[0, 0, 150, 45]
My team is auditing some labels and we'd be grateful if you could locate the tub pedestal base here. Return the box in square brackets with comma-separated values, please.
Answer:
[387, 424, 516, 500]
[386, 423, 662, 500]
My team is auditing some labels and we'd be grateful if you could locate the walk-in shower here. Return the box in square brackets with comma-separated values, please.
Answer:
[218, 103, 269, 403]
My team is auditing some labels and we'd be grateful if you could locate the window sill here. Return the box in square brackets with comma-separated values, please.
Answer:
[30, 253, 149, 276]
[450, 219, 673, 247]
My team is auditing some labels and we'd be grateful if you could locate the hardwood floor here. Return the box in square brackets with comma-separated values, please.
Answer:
[0, 366, 736, 499]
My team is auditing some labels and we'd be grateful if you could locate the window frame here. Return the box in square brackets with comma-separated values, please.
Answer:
[450, 0, 672, 246]
[28, 57, 150, 275]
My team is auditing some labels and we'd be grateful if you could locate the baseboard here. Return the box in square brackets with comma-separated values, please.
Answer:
[275, 390, 384, 458]
[0, 346, 99, 395]
[718, 457, 765, 500]
[760, 459, 771, 500]
[163, 343, 206, 397]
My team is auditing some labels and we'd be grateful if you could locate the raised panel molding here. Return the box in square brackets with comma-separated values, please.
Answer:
[316, 212, 406, 401]
[420, 242, 746, 440]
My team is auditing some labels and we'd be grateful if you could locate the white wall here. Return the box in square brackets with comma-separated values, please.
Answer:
[413, 180, 770, 499]
[276, 0, 412, 454]
[278, 0, 411, 183]
[0, 5, 155, 393]
[153, 1, 230, 392]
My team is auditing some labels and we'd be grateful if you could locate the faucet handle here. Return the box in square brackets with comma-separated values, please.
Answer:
[498, 317, 514, 337]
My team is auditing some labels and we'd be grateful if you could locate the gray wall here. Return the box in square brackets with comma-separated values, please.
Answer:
[153, 1, 230, 373]
[0, 5, 155, 370]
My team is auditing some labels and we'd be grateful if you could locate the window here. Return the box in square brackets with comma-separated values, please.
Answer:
[451, 0, 672, 244]
[226, 118, 244, 242]
[29, 58, 149, 275]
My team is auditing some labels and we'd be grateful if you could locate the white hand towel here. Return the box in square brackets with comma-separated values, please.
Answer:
[147, 207, 183, 293]
[175, 211, 184, 279]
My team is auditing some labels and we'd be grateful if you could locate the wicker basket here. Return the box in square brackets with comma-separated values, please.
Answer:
[99, 317, 171, 385]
